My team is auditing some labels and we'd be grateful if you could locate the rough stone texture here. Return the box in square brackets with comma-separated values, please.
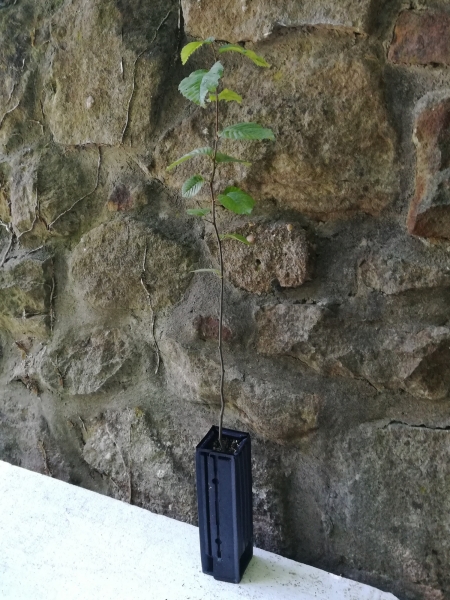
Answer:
[256, 304, 325, 354]
[81, 409, 196, 518]
[408, 94, 450, 239]
[181, 0, 374, 42]
[41, 0, 179, 148]
[1, 2, 450, 599]
[330, 422, 450, 600]
[36, 144, 101, 229]
[0, 2, 37, 126]
[218, 221, 312, 294]
[388, 10, 450, 67]
[39, 328, 131, 395]
[160, 336, 322, 445]
[158, 31, 397, 219]
[0, 256, 52, 337]
[358, 254, 450, 295]
[256, 300, 450, 401]
[9, 154, 38, 235]
[0, 392, 66, 478]
[70, 218, 196, 311]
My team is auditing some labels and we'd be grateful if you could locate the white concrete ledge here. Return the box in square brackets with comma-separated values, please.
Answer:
[0, 460, 398, 600]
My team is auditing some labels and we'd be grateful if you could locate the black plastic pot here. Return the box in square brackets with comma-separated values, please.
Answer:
[195, 426, 253, 583]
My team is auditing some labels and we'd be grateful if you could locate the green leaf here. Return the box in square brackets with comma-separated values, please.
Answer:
[178, 69, 208, 105]
[199, 61, 223, 107]
[181, 37, 215, 65]
[166, 147, 212, 171]
[215, 152, 251, 166]
[218, 186, 255, 215]
[220, 122, 275, 141]
[220, 233, 252, 245]
[182, 175, 205, 198]
[186, 208, 210, 217]
[209, 88, 242, 104]
[191, 268, 222, 277]
[178, 62, 224, 107]
[218, 44, 270, 67]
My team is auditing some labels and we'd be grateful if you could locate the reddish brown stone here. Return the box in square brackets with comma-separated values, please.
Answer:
[193, 315, 232, 342]
[408, 97, 450, 239]
[389, 10, 450, 66]
[107, 184, 132, 212]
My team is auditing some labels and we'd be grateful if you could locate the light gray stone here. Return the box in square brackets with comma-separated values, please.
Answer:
[256, 304, 324, 355]
[330, 422, 450, 598]
[40, 328, 131, 396]
[359, 254, 450, 295]
[81, 409, 196, 518]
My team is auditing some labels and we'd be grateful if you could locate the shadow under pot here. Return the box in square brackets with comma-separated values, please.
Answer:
[195, 426, 253, 584]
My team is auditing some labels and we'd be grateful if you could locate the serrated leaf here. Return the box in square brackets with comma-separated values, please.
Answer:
[181, 37, 215, 65]
[220, 233, 251, 245]
[178, 69, 208, 105]
[218, 43, 270, 67]
[199, 61, 223, 107]
[166, 147, 212, 171]
[178, 62, 224, 107]
[220, 122, 275, 141]
[191, 268, 222, 277]
[186, 208, 211, 217]
[182, 175, 205, 198]
[215, 152, 251, 166]
[218, 186, 255, 215]
[209, 88, 242, 104]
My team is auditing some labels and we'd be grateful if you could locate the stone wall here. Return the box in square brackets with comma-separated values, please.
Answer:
[1, 1, 450, 598]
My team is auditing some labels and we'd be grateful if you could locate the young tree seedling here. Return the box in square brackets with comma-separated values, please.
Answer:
[167, 38, 275, 448]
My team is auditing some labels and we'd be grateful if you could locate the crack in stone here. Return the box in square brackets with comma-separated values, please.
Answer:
[47, 146, 102, 229]
[384, 419, 450, 431]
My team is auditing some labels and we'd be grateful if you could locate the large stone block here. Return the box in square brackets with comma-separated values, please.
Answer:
[358, 254, 450, 295]
[0, 2, 35, 124]
[36, 144, 101, 231]
[39, 328, 131, 395]
[0, 393, 59, 476]
[388, 9, 450, 66]
[160, 337, 321, 445]
[330, 422, 450, 598]
[218, 222, 312, 294]
[159, 31, 397, 219]
[408, 94, 450, 239]
[70, 219, 195, 312]
[42, 0, 178, 147]
[81, 409, 196, 518]
[0, 256, 52, 337]
[181, 0, 374, 42]
[8, 154, 38, 236]
[256, 303, 324, 355]
[255, 300, 450, 401]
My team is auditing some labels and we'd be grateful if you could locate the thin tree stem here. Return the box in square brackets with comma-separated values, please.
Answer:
[208, 57, 225, 448]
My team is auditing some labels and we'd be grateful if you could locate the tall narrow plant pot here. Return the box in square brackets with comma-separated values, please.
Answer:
[196, 426, 253, 583]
